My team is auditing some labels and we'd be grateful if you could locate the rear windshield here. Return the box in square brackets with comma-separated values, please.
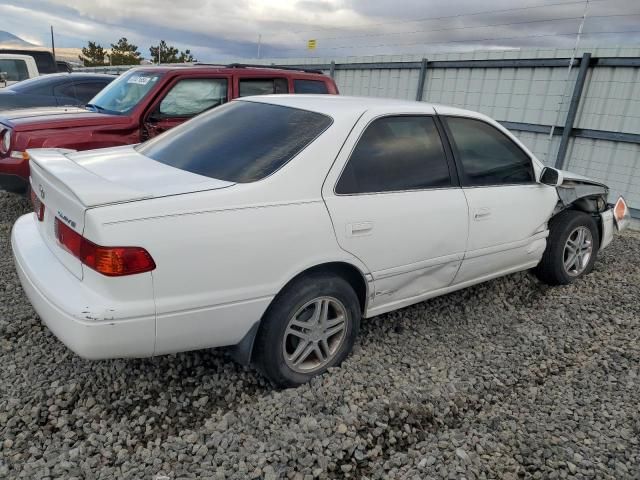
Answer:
[5, 74, 54, 92]
[137, 101, 332, 183]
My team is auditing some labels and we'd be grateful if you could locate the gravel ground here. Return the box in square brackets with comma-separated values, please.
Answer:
[1, 190, 639, 480]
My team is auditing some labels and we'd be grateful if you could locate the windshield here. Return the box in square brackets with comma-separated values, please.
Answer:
[88, 70, 162, 114]
[137, 101, 333, 183]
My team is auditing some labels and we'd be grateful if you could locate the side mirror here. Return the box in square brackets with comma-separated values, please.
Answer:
[0, 72, 7, 87]
[540, 167, 563, 187]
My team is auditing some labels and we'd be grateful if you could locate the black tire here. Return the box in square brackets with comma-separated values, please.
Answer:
[534, 210, 600, 285]
[253, 272, 361, 388]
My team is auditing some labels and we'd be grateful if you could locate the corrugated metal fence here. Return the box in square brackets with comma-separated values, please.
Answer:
[79, 47, 640, 215]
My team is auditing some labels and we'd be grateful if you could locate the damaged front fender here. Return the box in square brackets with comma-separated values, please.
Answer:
[554, 171, 609, 213]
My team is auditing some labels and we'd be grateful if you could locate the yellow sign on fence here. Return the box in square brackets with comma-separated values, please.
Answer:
[307, 39, 317, 50]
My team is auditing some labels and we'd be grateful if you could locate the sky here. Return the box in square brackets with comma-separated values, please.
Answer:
[1, 0, 640, 61]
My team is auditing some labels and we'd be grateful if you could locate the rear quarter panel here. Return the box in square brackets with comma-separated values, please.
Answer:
[85, 189, 365, 354]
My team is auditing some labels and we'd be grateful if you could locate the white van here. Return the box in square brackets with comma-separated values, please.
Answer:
[0, 54, 39, 87]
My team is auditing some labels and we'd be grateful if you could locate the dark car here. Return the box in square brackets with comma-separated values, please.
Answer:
[0, 73, 114, 110]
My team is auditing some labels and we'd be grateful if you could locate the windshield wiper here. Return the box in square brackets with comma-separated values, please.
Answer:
[85, 103, 107, 113]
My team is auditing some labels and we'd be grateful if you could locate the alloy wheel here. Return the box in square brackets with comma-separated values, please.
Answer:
[563, 226, 593, 276]
[282, 296, 348, 373]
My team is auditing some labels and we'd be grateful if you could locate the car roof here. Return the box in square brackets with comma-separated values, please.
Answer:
[0, 53, 37, 61]
[238, 94, 489, 120]
[129, 64, 328, 78]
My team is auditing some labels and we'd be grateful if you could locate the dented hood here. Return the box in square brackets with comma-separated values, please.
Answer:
[556, 169, 609, 206]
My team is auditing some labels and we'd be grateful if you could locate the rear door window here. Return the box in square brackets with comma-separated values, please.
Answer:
[239, 78, 289, 96]
[55, 81, 110, 104]
[137, 101, 332, 183]
[294, 79, 329, 94]
[158, 78, 228, 117]
[336, 116, 452, 194]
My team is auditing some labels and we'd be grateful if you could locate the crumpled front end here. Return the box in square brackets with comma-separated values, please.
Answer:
[553, 171, 630, 250]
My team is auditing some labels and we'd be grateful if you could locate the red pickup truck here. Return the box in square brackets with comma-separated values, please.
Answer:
[0, 64, 338, 192]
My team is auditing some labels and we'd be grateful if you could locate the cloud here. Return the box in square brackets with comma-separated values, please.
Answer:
[2, 0, 640, 60]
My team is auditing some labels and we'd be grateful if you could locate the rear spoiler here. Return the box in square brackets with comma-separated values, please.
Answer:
[28, 148, 151, 207]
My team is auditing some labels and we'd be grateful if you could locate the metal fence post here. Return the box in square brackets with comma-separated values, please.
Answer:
[415, 58, 428, 101]
[329, 61, 336, 79]
[555, 52, 592, 169]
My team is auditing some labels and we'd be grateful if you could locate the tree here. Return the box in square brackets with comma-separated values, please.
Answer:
[79, 41, 106, 67]
[177, 49, 196, 63]
[149, 40, 196, 64]
[108, 37, 142, 66]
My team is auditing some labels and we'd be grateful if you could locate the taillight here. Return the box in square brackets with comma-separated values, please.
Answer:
[55, 218, 156, 276]
[29, 187, 45, 221]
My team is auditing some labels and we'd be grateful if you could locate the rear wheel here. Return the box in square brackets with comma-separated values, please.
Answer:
[254, 273, 360, 387]
[534, 210, 600, 285]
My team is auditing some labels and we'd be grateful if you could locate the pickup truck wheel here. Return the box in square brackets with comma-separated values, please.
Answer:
[534, 210, 600, 285]
[254, 273, 360, 388]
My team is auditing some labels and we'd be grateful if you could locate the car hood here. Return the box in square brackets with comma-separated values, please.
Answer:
[555, 168, 609, 206]
[0, 106, 127, 130]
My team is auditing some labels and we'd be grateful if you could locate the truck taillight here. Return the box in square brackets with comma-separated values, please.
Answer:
[29, 187, 45, 221]
[55, 218, 156, 276]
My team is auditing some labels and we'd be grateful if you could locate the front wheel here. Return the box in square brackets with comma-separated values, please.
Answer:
[253, 273, 361, 387]
[534, 210, 600, 285]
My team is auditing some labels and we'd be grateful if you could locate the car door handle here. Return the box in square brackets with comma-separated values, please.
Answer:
[474, 208, 492, 220]
[347, 222, 373, 236]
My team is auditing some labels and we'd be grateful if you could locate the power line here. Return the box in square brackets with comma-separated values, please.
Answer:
[318, 13, 637, 43]
[279, 27, 640, 53]
[290, 0, 607, 35]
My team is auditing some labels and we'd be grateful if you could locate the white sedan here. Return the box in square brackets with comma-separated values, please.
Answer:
[12, 95, 630, 387]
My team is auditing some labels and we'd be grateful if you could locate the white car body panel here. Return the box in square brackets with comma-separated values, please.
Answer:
[11, 95, 623, 361]
[453, 184, 557, 284]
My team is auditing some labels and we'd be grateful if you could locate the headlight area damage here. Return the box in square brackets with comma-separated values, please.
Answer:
[554, 172, 630, 248]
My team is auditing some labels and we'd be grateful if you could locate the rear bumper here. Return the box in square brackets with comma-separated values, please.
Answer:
[11, 214, 155, 359]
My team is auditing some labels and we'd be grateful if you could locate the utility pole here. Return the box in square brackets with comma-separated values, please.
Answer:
[548, 0, 590, 142]
[257, 34, 262, 59]
[50, 25, 56, 60]
[157, 41, 161, 64]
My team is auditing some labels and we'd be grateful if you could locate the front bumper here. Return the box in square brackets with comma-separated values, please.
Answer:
[599, 209, 615, 250]
[11, 214, 155, 359]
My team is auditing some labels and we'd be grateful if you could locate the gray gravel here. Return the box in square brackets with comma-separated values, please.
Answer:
[1, 189, 639, 479]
